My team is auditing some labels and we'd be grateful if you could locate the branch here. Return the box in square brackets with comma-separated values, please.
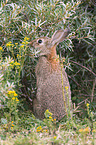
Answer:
[91, 77, 96, 102]
[70, 60, 96, 77]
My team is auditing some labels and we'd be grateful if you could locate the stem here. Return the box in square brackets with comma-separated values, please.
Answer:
[60, 62, 68, 117]
[91, 77, 96, 102]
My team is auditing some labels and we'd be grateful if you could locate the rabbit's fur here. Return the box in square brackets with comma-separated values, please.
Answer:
[30, 29, 72, 120]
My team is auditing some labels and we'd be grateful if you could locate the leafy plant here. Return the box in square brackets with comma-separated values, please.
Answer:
[0, 0, 96, 144]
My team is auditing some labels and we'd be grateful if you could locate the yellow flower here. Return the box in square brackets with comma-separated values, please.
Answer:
[14, 93, 17, 96]
[9, 61, 14, 68]
[54, 136, 57, 139]
[8, 90, 18, 97]
[6, 42, 10, 46]
[49, 116, 52, 119]
[15, 43, 18, 45]
[24, 37, 29, 41]
[83, 127, 90, 133]
[36, 126, 42, 132]
[6, 41, 12, 47]
[62, 57, 65, 62]
[79, 127, 90, 133]
[17, 54, 19, 57]
[65, 86, 69, 90]
[8, 91, 11, 94]
[12, 124, 14, 127]
[11, 121, 14, 124]
[8, 90, 13, 95]
[14, 62, 20, 66]
[37, 126, 42, 129]
[45, 109, 52, 116]
[0, 46, 3, 51]
[46, 109, 49, 113]
[10, 61, 14, 64]
[12, 97, 15, 100]
[16, 97, 19, 102]
[86, 103, 89, 107]
[22, 42, 25, 44]
[52, 118, 56, 122]
[36, 129, 40, 132]
[20, 45, 24, 48]
[11, 127, 13, 130]
[17, 54, 21, 58]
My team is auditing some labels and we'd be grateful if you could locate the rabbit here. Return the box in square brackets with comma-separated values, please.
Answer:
[30, 28, 72, 121]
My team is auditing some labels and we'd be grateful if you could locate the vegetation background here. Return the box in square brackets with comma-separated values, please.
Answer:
[0, 0, 96, 144]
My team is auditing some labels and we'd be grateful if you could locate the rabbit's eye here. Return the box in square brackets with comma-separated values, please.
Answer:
[38, 39, 42, 44]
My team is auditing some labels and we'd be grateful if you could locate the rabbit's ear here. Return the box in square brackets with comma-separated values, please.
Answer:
[51, 28, 70, 46]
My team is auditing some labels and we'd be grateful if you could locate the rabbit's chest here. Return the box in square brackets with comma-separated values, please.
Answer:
[36, 59, 51, 77]
[36, 57, 60, 76]
[35, 57, 51, 86]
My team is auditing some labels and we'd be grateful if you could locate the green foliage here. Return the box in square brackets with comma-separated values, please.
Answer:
[0, 0, 96, 144]
[0, 109, 96, 144]
[1, 0, 95, 105]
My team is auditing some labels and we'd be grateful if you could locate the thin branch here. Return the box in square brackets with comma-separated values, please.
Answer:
[70, 60, 96, 77]
[73, 98, 89, 113]
[91, 77, 96, 102]
[68, 75, 91, 96]
[68, 75, 81, 87]
[77, 98, 89, 106]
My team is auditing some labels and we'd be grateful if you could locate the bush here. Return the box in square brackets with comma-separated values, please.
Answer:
[0, 0, 96, 143]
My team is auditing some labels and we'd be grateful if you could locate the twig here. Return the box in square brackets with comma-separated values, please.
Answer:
[91, 77, 96, 102]
[73, 98, 89, 113]
[77, 98, 89, 106]
[68, 75, 81, 87]
[70, 60, 96, 77]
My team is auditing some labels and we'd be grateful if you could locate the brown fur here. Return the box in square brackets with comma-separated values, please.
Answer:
[48, 45, 60, 70]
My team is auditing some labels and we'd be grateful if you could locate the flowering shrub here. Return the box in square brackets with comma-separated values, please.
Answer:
[0, 37, 30, 127]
